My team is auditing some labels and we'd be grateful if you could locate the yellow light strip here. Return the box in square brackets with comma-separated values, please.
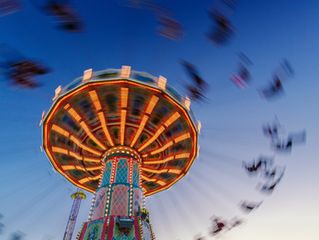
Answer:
[138, 112, 180, 152]
[79, 174, 102, 184]
[143, 153, 190, 165]
[143, 156, 174, 165]
[52, 124, 70, 137]
[70, 136, 102, 156]
[130, 95, 159, 147]
[156, 180, 166, 186]
[141, 174, 157, 182]
[120, 65, 131, 78]
[52, 146, 101, 163]
[121, 87, 129, 108]
[175, 153, 191, 159]
[67, 108, 82, 122]
[61, 165, 101, 172]
[52, 146, 68, 154]
[164, 112, 180, 127]
[150, 141, 173, 155]
[149, 133, 190, 156]
[145, 95, 159, 114]
[65, 106, 106, 150]
[120, 87, 129, 145]
[141, 174, 167, 186]
[88, 90, 102, 111]
[130, 115, 149, 147]
[168, 169, 182, 174]
[51, 125, 102, 156]
[88, 90, 114, 146]
[138, 126, 165, 152]
[79, 122, 106, 150]
[141, 167, 181, 175]
[174, 132, 191, 143]
[97, 112, 114, 146]
[120, 109, 127, 145]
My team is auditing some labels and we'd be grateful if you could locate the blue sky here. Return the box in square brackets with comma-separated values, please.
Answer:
[0, 0, 319, 239]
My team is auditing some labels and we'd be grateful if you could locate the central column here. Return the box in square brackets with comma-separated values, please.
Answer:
[91, 146, 144, 220]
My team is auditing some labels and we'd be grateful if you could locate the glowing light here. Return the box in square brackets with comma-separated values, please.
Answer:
[164, 112, 180, 127]
[67, 107, 82, 122]
[61, 165, 101, 171]
[145, 95, 159, 114]
[157, 75, 166, 90]
[88, 90, 114, 146]
[174, 132, 191, 143]
[52, 124, 70, 137]
[150, 141, 173, 155]
[52, 85, 62, 101]
[184, 97, 191, 111]
[80, 121, 106, 150]
[82, 68, 93, 82]
[175, 153, 190, 159]
[130, 95, 159, 147]
[130, 115, 149, 147]
[66, 106, 106, 150]
[141, 174, 156, 182]
[52, 146, 101, 163]
[70, 136, 102, 156]
[168, 169, 181, 174]
[121, 87, 129, 108]
[120, 109, 127, 145]
[143, 153, 190, 165]
[156, 180, 166, 186]
[120, 65, 131, 78]
[138, 126, 165, 152]
[51, 124, 102, 156]
[79, 174, 102, 184]
[138, 112, 180, 152]
[97, 112, 114, 146]
[52, 146, 68, 154]
[141, 167, 180, 175]
[88, 90, 102, 111]
[143, 156, 174, 165]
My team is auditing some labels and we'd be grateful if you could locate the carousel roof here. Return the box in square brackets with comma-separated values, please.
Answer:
[43, 66, 199, 196]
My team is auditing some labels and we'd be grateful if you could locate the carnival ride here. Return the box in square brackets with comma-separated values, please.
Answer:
[42, 66, 200, 239]
[63, 190, 86, 240]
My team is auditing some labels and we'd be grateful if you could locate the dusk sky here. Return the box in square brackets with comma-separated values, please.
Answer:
[0, 0, 319, 239]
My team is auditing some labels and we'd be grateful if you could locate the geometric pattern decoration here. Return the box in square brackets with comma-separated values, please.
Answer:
[109, 184, 130, 217]
[133, 188, 143, 216]
[115, 158, 129, 183]
[92, 187, 108, 220]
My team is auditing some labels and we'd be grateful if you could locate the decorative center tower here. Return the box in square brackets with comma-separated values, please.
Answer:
[42, 66, 199, 239]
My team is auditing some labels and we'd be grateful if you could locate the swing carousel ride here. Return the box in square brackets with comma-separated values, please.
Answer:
[42, 65, 200, 239]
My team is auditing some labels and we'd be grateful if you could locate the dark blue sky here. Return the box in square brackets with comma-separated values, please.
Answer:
[0, 0, 319, 239]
